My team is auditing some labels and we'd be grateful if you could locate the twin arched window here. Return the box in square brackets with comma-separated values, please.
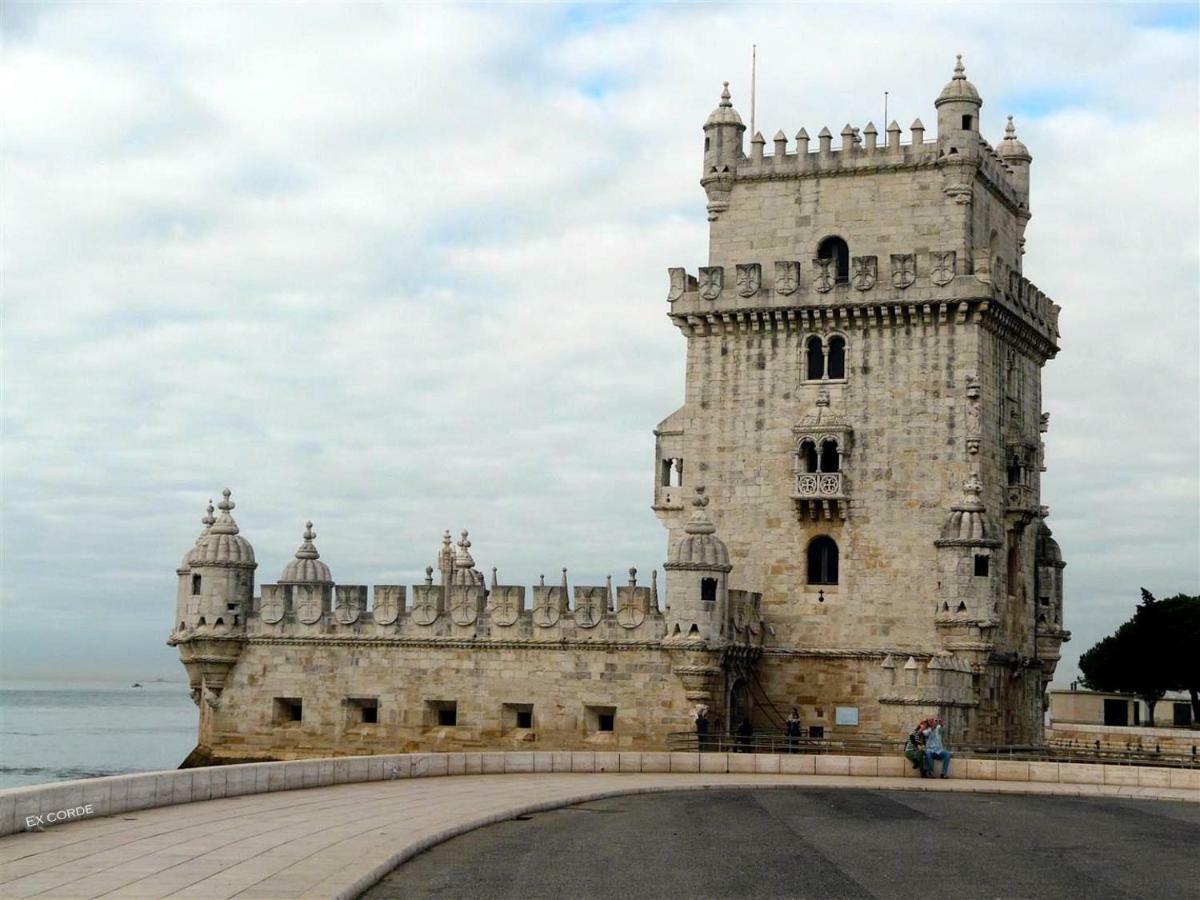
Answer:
[799, 438, 841, 473]
[805, 335, 846, 381]
[807, 536, 839, 585]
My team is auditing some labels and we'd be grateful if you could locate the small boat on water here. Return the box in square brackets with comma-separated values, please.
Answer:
[131, 683, 143, 688]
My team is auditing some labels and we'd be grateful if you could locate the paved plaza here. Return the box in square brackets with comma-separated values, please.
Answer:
[1, 774, 1195, 898]
[372, 788, 1200, 899]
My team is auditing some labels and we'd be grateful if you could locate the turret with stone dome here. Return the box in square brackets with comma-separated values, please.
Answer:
[664, 486, 732, 644]
[935, 54, 983, 148]
[178, 488, 256, 632]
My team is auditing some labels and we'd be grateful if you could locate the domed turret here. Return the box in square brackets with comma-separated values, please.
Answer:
[998, 115, 1032, 202]
[935, 55, 982, 146]
[184, 488, 256, 630]
[701, 82, 745, 220]
[279, 521, 333, 584]
[664, 487, 732, 644]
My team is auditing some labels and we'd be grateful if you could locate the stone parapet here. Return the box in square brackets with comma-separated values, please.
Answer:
[3, 751, 1196, 839]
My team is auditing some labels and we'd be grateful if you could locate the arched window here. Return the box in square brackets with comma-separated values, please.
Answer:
[806, 337, 824, 381]
[807, 536, 839, 585]
[817, 236, 849, 283]
[801, 440, 818, 473]
[820, 439, 840, 472]
[827, 336, 846, 379]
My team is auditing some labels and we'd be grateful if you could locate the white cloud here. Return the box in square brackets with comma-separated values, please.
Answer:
[0, 3, 1196, 683]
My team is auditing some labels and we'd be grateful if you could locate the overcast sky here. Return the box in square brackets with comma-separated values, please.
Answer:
[1, 2, 1197, 685]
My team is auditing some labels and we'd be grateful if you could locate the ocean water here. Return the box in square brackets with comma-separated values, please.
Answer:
[0, 680, 197, 789]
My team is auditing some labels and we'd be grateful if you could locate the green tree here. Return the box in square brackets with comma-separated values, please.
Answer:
[1078, 591, 1176, 726]
[1140, 591, 1200, 723]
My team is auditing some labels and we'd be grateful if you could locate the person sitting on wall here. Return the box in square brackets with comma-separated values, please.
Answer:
[904, 722, 930, 777]
[922, 717, 952, 778]
[694, 704, 710, 752]
[786, 708, 803, 753]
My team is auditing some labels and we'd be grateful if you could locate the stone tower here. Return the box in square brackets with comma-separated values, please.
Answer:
[656, 58, 1067, 744]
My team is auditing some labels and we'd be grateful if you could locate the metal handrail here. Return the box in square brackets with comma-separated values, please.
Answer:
[666, 730, 1200, 768]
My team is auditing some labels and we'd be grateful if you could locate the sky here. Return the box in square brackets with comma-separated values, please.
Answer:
[1, 2, 1197, 685]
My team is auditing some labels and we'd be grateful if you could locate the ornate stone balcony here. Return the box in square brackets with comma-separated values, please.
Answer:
[792, 471, 847, 521]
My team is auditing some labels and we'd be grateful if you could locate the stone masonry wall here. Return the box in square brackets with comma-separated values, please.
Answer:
[201, 642, 695, 762]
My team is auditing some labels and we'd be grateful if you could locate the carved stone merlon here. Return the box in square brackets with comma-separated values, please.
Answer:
[774, 260, 800, 295]
[851, 255, 877, 291]
[698, 266, 723, 301]
[735, 263, 762, 297]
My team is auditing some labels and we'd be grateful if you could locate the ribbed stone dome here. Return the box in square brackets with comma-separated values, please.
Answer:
[935, 55, 982, 108]
[190, 489, 256, 568]
[998, 116, 1030, 161]
[279, 521, 332, 584]
[937, 474, 999, 547]
[666, 487, 732, 571]
[704, 82, 745, 129]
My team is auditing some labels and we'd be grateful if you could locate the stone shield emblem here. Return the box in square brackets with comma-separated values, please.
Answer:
[890, 254, 916, 290]
[774, 260, 800, 295]
[852, 256, 878, 291]
[295, 588, 323, 625]
[931, 250, 956, 286]
[735, 263, 761, 298]
[334, 596, 360, 626]
[698, 266, 723, 301]
[667, 267, 686, 303]
[573, 587, 607, 629]
[813, 258, 836, 293]
[260, 594, 285, 625]
[372, 593, 400, 626]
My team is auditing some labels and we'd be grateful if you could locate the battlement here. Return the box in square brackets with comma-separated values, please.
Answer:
[664, 251, 1059, 357]
[731, 122, 1022, 209]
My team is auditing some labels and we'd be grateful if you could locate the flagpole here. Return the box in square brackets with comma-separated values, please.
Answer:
[750, 44, 757, 138]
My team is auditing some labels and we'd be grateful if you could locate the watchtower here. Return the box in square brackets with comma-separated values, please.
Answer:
[656, 58, 1067, 744]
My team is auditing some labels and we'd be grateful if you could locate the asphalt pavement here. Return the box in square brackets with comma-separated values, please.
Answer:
[366, 787, 1200, 899]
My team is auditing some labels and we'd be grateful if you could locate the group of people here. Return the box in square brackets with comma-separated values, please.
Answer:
[693, 704, 757, 752]
[903, 717, 952, 778]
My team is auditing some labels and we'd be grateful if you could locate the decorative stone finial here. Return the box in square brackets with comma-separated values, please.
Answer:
[202, 501, 215, 528]
[209, 489, 240, 535]
[491, 566, 498, 588]
[294, 521, 320, 560]
[628, 566, 637, 587]
[1005, 115, 1017, 138]
[953, 54, 966, 79]
[720, 81, 731, 106]
[424, 565, 434, 585]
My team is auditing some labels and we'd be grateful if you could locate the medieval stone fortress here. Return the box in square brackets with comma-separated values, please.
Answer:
[170, 58, 1068, 763]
